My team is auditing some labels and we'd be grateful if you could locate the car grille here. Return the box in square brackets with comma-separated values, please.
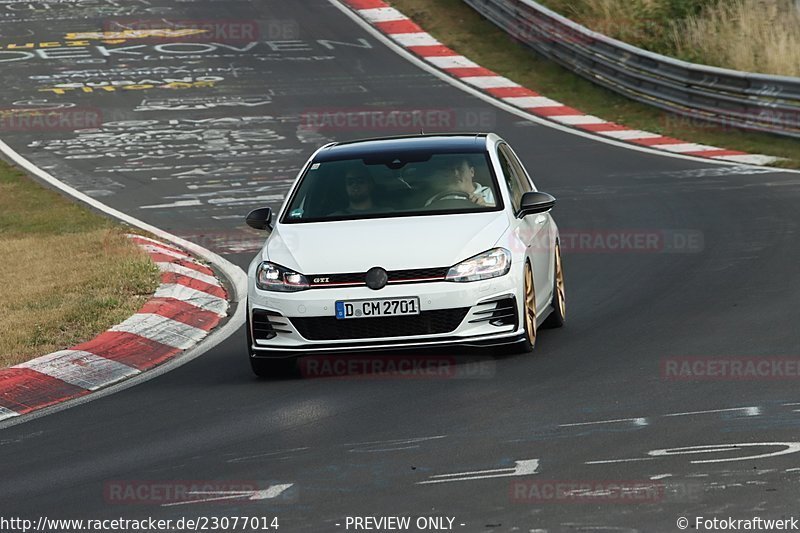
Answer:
[251, 309, 292, 340]
[308, 267, 449, 287]
[289, 308, 470, 340]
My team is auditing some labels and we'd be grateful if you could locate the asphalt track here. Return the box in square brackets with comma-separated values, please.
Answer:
[2, 0, 800, 531]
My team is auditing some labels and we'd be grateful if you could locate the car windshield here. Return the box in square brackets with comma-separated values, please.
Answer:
[282, 152, 502, 223]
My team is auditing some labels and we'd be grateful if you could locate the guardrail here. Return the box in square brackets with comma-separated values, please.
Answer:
[464, 0, 800, 138]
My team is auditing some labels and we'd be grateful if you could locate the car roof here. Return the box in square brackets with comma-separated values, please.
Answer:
[313, 133, 489, 163]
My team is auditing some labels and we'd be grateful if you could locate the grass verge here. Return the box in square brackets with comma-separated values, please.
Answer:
[673, 0, 800, 76]
[538, 0, 800, 77]
[0, 159, 160, 368]
[388, 0, 800, 169]
[537, 0, 714, 53]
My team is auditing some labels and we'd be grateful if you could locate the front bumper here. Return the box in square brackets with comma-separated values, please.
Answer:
[247, 267, 524, 357]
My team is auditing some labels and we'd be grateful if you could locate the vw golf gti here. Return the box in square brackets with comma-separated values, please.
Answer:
[245, 133, 565, 376]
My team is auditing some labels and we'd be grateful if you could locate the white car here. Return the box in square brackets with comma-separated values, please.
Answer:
[245, 133, 565, 376]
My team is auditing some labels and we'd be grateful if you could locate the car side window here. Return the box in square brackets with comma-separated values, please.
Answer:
[505, 147, 534, 195]
[497, 144, 528, 209]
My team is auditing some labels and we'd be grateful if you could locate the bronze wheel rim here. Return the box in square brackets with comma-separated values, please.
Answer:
[555, 242, 566, 318]
[524, 262, 536, 346]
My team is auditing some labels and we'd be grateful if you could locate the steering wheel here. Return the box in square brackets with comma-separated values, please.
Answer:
[427, 190, 472, 204]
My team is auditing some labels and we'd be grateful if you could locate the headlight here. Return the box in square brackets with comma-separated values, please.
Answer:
[446, 248, 511, 282]
[256, 262, 309, 292]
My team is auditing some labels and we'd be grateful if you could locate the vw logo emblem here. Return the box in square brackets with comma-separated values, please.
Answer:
[365, 267, 388, 290]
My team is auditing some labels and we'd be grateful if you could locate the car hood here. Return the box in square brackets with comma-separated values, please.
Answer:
[264, 212, 510, 273]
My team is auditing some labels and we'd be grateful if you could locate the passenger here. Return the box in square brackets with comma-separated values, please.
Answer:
[425, 159, 495, 207]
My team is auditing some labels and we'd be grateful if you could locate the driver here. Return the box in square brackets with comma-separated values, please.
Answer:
[425, 159, 494, 207]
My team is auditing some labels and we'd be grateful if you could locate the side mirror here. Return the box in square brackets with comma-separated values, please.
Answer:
[246, 207, 273, 231]
[518, 191, 556, 217]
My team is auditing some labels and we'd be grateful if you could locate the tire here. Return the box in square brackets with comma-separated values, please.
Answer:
[518, 260, 537, 353]
[542, 241, 566, 329]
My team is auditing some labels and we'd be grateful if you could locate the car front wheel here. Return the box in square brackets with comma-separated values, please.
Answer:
[518, 260, 537, 353]
[543, 241, 566, 329]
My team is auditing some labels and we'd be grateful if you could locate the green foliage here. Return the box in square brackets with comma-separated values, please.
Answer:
[0, 165, 110, 236]
[0, 160, 161, 366]
[537, 0, 718, 53]
[389, 0, 800, 166]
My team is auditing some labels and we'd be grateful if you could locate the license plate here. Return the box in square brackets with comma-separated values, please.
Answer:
[335, 297, 420, 319]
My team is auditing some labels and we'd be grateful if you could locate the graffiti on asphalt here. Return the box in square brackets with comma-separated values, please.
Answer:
[135, 95, 272, 112]
[28, 117, 296, 161]
[39, 76, 224, 93]
[0, 0, 157, 23]
[0, 39, 371, 63]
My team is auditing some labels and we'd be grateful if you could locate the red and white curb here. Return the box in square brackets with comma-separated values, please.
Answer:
[342, 0, 779, 166]
[0, 234, 229, 421]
